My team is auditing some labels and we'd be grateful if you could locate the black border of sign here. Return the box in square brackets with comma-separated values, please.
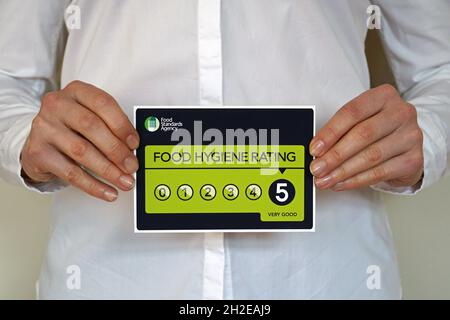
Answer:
[134, 106, 315, 233]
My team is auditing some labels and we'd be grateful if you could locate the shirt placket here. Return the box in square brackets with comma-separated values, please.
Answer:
[197, 0, 226, 300]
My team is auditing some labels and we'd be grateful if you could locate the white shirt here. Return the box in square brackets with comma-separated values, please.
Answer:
[0, 0, 449, 299]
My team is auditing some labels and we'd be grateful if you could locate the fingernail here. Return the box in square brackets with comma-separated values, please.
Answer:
[119, 175, 135, 189]
[310, 140, 325, 156]
[310, 160, 326, 176]
[104, 190, 118, 202]
[126, 134, 139, 150]
[332, 182, 345, 192]
[124, 156, 139, 173]
[315, 175, 333, 188]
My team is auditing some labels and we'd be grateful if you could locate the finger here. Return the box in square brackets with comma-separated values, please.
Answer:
[63, 81, 139, 149]
[310, 84, 400, 157]
[330, 148, 423, 191]
[42, 146, 118, 202]
[51, 97, 138, 174]
[314, 126, 420, 189]
[310, 105, 405, 178]
[45, 124, 135, 192]
[20, 140, 57, 183]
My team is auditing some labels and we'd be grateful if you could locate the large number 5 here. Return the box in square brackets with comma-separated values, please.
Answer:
[275, 183, 289, 203]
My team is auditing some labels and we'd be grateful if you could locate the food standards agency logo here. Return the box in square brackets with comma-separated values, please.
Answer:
[144, 116, 160, 132]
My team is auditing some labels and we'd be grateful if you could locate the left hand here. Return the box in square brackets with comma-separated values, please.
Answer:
[309, 84, 424, 191]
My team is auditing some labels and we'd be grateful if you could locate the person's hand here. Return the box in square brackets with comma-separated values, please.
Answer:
[309, 84, 424, 192]
[20, 81, 140, 202]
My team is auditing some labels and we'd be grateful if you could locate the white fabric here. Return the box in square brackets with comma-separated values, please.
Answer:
[197, 0, 223, 106]
[197, 0, 226, 300]
[0, 0, 449, 299]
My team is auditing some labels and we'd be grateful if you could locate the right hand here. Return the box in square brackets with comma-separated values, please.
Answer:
[20, 80, 140, 202]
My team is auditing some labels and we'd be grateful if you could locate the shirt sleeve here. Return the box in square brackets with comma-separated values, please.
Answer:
[0, 0, 70, 193]
[370, 0, 450, 195]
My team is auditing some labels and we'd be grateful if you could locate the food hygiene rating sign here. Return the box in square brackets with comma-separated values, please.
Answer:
[134, 106, 315, 232]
